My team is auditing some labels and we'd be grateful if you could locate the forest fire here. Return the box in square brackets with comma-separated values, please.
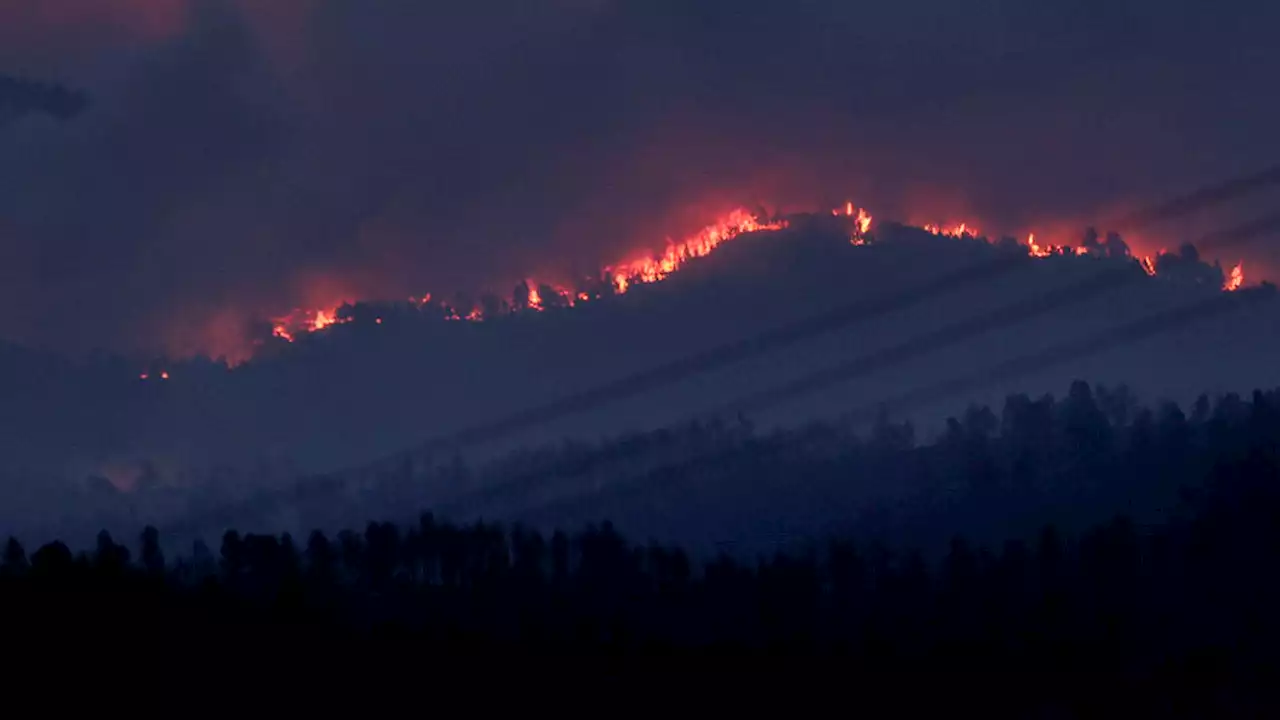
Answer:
[256, 202, 1251, 354]
[922, 222, 977, 239]
[265, 207, 793, 343]
[834, 202, 873, 243]
[606, 209, 789, 291]
[271, 307, 350, 343]
[1225, 262, 1246, 291]
[932, 225, 1185, 284]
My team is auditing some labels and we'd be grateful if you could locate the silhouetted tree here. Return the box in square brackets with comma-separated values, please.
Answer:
[140, 526, 165, 576]
[512, 281, 532, 310]
[1081, 227, 1101, 252]
[537, 283, 568, 310]
[31, 541, 73, 576]
[2, 536, 27, 575]
[1103, 231, 1129, 259]
[94, 530, 130, 575]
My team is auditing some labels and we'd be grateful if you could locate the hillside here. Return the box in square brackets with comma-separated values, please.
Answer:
[1, 213, 1275, 546]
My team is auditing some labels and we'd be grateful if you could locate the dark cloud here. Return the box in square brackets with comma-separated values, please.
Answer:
[1, 0, 1279, 358]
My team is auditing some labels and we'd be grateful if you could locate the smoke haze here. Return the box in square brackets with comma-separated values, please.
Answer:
[2, 1, 1279, 358]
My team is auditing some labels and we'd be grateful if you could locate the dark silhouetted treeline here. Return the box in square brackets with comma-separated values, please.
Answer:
[229, 381, 1280, 561]
[5, 387, 1280, 710]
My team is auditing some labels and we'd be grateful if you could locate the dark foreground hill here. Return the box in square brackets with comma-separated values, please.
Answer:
[4, 385, 1280, 713]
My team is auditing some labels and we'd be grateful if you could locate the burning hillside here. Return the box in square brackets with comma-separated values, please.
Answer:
[921, 221, 1246, 285]
[257, 202, 1248, 360]
[265, 208, 793, 347]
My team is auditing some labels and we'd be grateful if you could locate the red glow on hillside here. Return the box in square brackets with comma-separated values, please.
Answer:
[606, 209, 789, 291]
[217, 200, 1255, 367]
[263, 207, 792, 344]
[922, 222, 977, 239]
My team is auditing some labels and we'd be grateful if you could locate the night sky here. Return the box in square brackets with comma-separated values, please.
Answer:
[2, 1, 1279, 358]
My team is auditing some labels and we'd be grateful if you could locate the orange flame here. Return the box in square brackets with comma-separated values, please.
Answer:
[924, 222, 977, 239]
[1027, 233, 1050, 258]
[856, 209, 873, 236]
[833, 201, 874, 244]
[269, 306, 352, 343]
[1225, 262, 1245, 291]
[606, 208, 788, 290]
[312, 310, 338, 330]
